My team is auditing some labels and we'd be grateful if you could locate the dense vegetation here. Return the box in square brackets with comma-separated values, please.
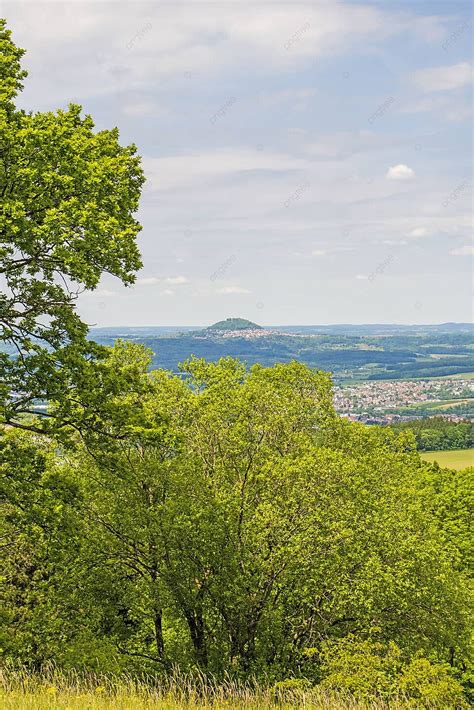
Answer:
[0, 21, 473, 709]
[205, 318, 262, 331]
[1, 348, 473, 706]
[391, 418, 474, 451]
[90, 328, 474, 381]
[0, 19, 144, 435]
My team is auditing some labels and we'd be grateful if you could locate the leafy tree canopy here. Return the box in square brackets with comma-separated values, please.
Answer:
[0, 19, 144, 433]
[3, 347, 470, 690]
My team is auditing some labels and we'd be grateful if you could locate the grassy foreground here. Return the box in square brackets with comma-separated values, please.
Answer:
[0, 668, 431, 710]
[421, 448, 473, 470]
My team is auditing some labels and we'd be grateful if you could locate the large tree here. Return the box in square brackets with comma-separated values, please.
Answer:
[22, 346, 466, 678]
[0, 19, 144, 433]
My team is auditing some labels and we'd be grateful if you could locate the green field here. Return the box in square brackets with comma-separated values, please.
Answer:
[421, 448, 474, 470]
[446, 372, 474, 380]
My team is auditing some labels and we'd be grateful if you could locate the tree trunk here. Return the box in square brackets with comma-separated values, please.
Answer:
[153, 607, 165, 660]
[186, 608, 208, 667]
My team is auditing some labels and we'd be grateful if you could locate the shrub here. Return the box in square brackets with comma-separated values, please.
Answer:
[398, 657, 467, 708]
[319, 636, 401, 700]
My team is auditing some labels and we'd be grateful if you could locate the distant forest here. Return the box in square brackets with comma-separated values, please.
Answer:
[91, 329, 474, 381]
[391, 418, 473, 451]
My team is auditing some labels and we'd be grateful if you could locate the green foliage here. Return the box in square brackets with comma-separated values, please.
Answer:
[320, 637, 467, 707]
[416, 463, 473, 573]
[0, 19, 26, 105]
[392, 418, 473, 451]
[206, 318, 263, 331]
[0, 19, 144, 433]
[398, 658, 468, 708]
[0, 21, 471, 707]
[2, 347, 470, 702]
[398, 657, 467, 708]
[0, 429, 79, 664]
[319, 636, 401, 699]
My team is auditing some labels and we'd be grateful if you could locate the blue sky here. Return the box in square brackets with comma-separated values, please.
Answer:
[6, 0, 473, 325]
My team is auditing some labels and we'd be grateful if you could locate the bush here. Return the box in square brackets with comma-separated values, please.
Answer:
[398, 657, 467, 708]
[319, 636, 467, 707]
[319, 636, 401, 700]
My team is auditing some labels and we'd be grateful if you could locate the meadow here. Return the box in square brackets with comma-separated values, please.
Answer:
[421, 448, 473, 470]
[0, 668, 456, 710]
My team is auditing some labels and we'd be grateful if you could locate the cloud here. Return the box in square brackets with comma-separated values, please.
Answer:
[85, 288, 116, 297]
[136, 276, 160, 285]
[143, 150, 308, 191]
[121, 98, 159, 116]
[399, 94, 472, 123]
[165, 275, 189, 285]
[259, 88, 316, 110]
[449, 245, 474, 256]
[161, 288, 175, 296]
[311, 249, 327, 257]
[386, 164, 415, 180]
[217, 286, 251, 294]
[356, 274, 369, 280]
[135, 275, 189, 286]
[7, 0, 449, 107]
[411, 62, 473, 92]
[407, 227, 429, 238]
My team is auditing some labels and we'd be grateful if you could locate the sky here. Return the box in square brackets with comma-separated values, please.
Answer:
[4, 0, 473, 326]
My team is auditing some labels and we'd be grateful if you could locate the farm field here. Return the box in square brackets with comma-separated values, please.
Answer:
[421, 448, 473, 470]
[404, 398, 474, 411]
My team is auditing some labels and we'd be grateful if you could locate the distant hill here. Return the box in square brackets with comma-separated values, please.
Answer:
[206, 318, 263, 331]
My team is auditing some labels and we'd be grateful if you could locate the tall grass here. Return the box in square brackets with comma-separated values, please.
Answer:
[0, 665, 434, 709]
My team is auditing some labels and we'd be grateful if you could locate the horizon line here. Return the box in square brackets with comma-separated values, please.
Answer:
[89, 321, 474, 328]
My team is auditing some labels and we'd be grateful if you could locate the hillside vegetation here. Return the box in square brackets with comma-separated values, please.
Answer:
[391, 418, 473, 451]
[0, 21, 472, 709]
[2, 347, 472, 707]
[205, 318, 263, 331]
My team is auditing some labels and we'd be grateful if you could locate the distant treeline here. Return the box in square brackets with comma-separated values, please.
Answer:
[90, 333, 474, 381]
[391, 417, 474, 451]
[368, 360, 474, 379]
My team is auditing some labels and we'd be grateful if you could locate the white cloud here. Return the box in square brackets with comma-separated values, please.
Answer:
[136, 276, 160, 285]
[386, 164, 415, 180]
[165, 275, 189, 285]
[6, 0, 449, 107]
[121, 99, 159, 116]
[259, 88, 316, 110]
[311, 249, 327, 257]
[449, 245, 474, 256]
[87, 288, 116, 297]
[161, 288, 175, 296]
[356, 274, 368, 280]
[135, 275, 189, 286]
[143, 149, 308, 191]
[217, 286, 251, 294]
[399, 94, 472, 123]
[407, 227, 429, 238]
[412, 62, 473, 92]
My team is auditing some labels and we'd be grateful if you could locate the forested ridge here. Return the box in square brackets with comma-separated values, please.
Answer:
[0, 21, 472, 708]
